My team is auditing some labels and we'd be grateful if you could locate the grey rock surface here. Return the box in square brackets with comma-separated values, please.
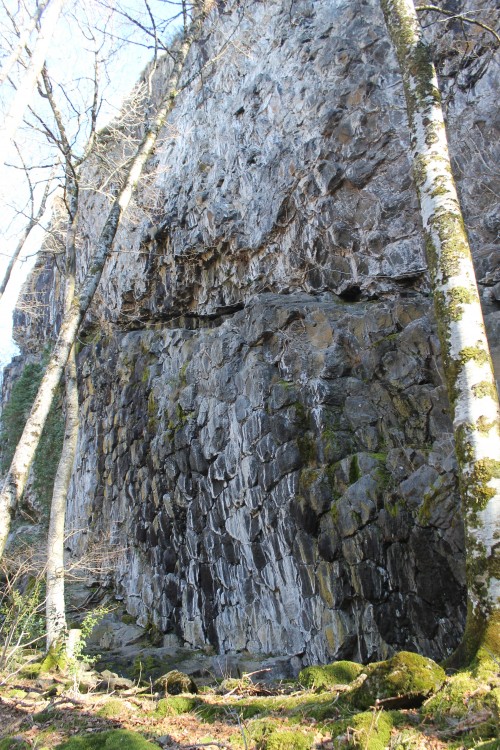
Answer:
[8, 0, 500, 665]
[66, 294, 466, 663]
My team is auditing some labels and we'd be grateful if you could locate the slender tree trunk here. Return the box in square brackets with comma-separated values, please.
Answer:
[0, 15, 204, 559]
[0, 0, 66, 149]
[45, 182, 79, 652]
[0, 173, 53, 302]
[45, 344, 78, 652]
[380, 0, 500, 662]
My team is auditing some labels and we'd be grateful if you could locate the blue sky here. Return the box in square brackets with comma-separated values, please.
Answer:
[0, 0, 184, 373]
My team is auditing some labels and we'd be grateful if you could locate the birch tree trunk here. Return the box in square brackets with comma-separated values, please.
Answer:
[45, 344, 78, 651]
[0, 14, 204, 559]
[45, 183, 79, 652]
[0, 0, 66, 149]
[380, 0, 500, 662]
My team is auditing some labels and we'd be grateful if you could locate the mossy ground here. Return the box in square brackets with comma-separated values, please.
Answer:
[0, 651, 498, 749]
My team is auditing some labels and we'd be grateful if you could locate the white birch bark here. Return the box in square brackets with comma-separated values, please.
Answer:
[45, 182, 79, 651]
[0, 15, 204, 559]
[380, 0, 500, 658]
[45, 343, 78, 651]
[0, 0, 66, 149]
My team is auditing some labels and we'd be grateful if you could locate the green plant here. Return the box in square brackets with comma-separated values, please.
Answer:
[0, 546, 45, 674]
[67, 606, 109, 689]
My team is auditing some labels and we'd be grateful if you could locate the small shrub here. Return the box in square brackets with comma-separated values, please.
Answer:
[0, 552, 46, 670]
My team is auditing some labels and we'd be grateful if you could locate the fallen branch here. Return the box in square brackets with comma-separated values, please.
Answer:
[437, 709, 493, 737]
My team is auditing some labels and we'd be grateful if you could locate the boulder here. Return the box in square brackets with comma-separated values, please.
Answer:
[154, 669, 198, 695]
[299, 660, 363, 690]
[352, 651, 446, 709]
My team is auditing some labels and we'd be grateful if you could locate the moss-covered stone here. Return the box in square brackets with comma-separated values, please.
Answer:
[264, 729, 314, 750]
[96, 699, 129, 719]
[247, 718, 281, 746]
[154, 669, 198, 695]
[299, 661, 363, 690]
[423, 666, 499, 744]
[155, 695, 199, 717]
[54, 730, 158, 749]
[351, 651, 446, 709]
[40, 644, 68, 674]
[347, 710, 394, 750]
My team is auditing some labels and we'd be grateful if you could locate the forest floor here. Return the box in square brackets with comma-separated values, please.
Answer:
[0, 649, 498, 750]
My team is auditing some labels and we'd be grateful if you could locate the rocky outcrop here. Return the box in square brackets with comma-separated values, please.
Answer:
[9, 0, 500, 663]
[67, 292, 466, 663]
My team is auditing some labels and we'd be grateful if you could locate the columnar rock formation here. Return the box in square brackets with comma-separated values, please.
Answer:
[8, 0, 499, 664]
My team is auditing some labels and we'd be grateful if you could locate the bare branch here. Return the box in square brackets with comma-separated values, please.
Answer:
[415, 5, 500, 44]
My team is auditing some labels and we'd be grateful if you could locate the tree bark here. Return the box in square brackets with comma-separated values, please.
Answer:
[0, 0, 66, 149]
[45, 344, 78, 651]
[0, 15, 204, 559]
[45, 179, 79, 652]
[380, 0, 500, 662]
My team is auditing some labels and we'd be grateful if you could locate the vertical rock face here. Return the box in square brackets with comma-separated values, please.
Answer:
[11, 0, 500, 662]
[70, 294, 466, 662]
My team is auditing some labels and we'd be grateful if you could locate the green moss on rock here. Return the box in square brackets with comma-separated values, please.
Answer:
[40, 644, 68, 674]
[349, 455, 361, 484]
[347, 710, 393, 750]
[264, 730, 314, 750]
[155, 695, 199, 717]
[299, 661, 363, 690]
[351, 651, 445, 709]
[55, 730, 157, 750]
[154, 669, 198, 695]
[96, 699, 128, 719]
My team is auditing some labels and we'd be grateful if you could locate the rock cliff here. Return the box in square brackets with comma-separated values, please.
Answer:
[8, 0, 500, 665]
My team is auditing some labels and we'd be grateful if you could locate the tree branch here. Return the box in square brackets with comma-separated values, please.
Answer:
[415, 5, 500, 44]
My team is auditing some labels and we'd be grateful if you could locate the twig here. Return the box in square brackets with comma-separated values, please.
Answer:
[415, 5, 500, 44]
